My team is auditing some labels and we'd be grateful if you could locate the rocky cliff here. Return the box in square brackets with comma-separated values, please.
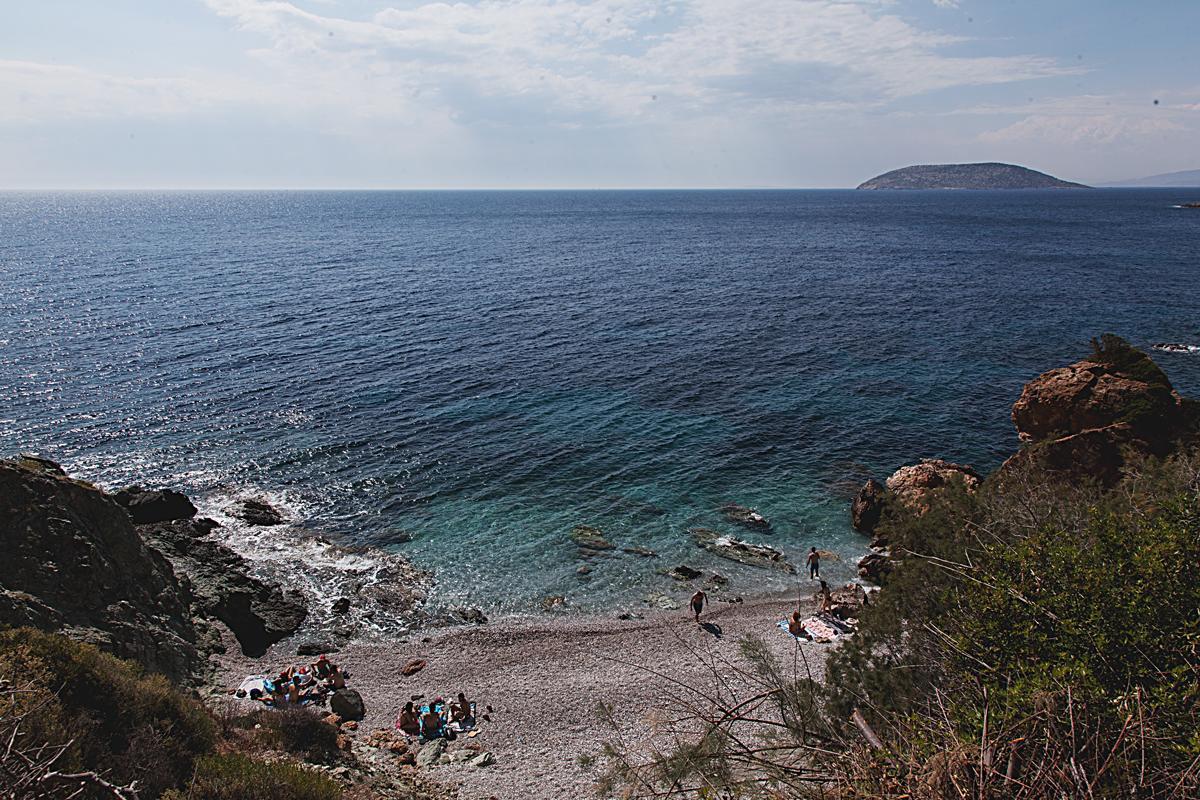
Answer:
[849, 336, 1198, 581]
[857, 162, 1088, 190]
[0, 457, 308, 681]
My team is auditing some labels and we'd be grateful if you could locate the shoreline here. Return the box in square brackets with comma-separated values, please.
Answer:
[213, 590, 833, 800]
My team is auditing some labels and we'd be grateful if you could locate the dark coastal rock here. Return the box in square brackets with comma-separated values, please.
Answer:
[113, 486, 197, 524]
[0, 458, 204, 682]
[330, 689, 366, 721]
[857, 553, 892, 584]
[14, 454, 67, 476]
[296, 639, 339, 656]
[690, 528, 796, 573]
[137, 517, 307, 657]
[570, 525, 615, 554]
[453, 607, 489, 625]
[721, 504, 771, 532]
[850, 478, 885, 534]
[331, 597, 352, 615]
[857, 162, 1088, 190]
[666, 565, 703, 581]
[226, 497, 286, 526]
[621, 545, 659, 558]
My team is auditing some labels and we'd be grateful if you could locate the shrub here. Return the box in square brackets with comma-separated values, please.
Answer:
[0, 627, 217, 799]
[257, 706, 342, 762]
[171, 753, 342, 800]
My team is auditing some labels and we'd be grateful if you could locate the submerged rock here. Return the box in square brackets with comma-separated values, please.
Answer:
[666, 565, 702, 581]
[690, 528, 795, 573]
[721, 504, 771, 532]
[621, 545, 659, 558]
[540, 595, 567, 612]
[226, 497, 286, 526]
[570, 525, 615, 554]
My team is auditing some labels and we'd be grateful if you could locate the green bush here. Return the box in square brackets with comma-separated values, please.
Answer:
[171, 753, 342, 800]
[0, 627, 217, 799]
[826, 452, 1200, 795]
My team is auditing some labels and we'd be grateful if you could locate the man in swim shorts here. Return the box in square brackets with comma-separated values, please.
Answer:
[807, 547, 820, 579]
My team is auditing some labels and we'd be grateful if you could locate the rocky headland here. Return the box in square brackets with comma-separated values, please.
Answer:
[850, 335, 1199, 582]
[0, 457, 432, 684]
[857, 162, 1088, 190]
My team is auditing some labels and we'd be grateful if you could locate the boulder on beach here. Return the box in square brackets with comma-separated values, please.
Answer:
[570, 524, 615, 554]
[400, 658, 427, 676]
[721, 504, 771, 532]
[113, 486, 198, 524]
[330, 688, 366, 721]
[690, 528, 795, 573]
[226, 497, 286, 526]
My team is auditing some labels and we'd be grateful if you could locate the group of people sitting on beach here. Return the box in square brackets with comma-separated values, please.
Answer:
[234, 654, 350, 708]
[395, 692, 475, 741]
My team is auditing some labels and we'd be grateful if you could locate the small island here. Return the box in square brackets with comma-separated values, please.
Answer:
[857, 162, 1089, 190]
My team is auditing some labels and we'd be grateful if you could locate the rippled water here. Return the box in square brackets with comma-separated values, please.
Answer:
[2, 189, 1198, 614]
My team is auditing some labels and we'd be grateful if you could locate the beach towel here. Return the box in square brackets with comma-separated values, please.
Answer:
[238, 675, 270, 696]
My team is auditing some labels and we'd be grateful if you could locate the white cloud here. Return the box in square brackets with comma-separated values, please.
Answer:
[932, 0, 959, 9]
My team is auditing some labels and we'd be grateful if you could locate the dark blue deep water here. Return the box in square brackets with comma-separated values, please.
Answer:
[2, 189, 1198, 613]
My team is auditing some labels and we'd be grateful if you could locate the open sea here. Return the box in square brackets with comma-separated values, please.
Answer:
[2, 189, 1198, 618]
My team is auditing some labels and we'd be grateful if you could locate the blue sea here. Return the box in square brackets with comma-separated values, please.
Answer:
[2, 189, 1198, 616]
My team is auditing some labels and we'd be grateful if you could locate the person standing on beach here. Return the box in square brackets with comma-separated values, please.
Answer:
[807, 547, 820, 580]
[690, 590, 706, 623]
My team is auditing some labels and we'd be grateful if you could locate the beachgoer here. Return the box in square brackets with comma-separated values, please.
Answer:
[807, 547, 820, 579]
[286, 678, 301, 705]
[819, 580, 833, 613]
[787, 610, 805, 638]
[326, 664, 346, 690]
[312, 655, 332, 681]
[421, 706, 444, 740]
[690, 590, 706, 623]
[269, 683, 288, 707]
[397, 702, 421, 736]
[450, 692, 472, 723]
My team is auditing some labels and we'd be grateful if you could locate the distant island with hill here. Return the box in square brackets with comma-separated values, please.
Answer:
[857, 162, 1088, 190]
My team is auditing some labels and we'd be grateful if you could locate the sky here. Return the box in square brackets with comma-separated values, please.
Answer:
[0, 0, 1197, 189]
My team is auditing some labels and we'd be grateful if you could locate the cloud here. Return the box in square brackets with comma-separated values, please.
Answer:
[932, 0, 960, 8]
[975, 92, 1198, 146]
[198, 0, 1078, 126]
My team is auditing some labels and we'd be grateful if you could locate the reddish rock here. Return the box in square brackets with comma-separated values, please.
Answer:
[401, 658, 427, 677]
[885, 459, 980, 513]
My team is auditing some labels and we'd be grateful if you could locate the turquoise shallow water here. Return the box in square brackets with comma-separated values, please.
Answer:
[2, 189, 1198, 614]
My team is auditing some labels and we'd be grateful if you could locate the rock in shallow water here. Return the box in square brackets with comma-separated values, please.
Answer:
[570, 524, 615, 554]
[721, 504, 771, 532]
[690, 528, 795, 573]
[225, 497, 286, 526]
[850, 478, 885, 534]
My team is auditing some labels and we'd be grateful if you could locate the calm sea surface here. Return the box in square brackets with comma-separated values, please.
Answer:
[2, 189, 1197, 614]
